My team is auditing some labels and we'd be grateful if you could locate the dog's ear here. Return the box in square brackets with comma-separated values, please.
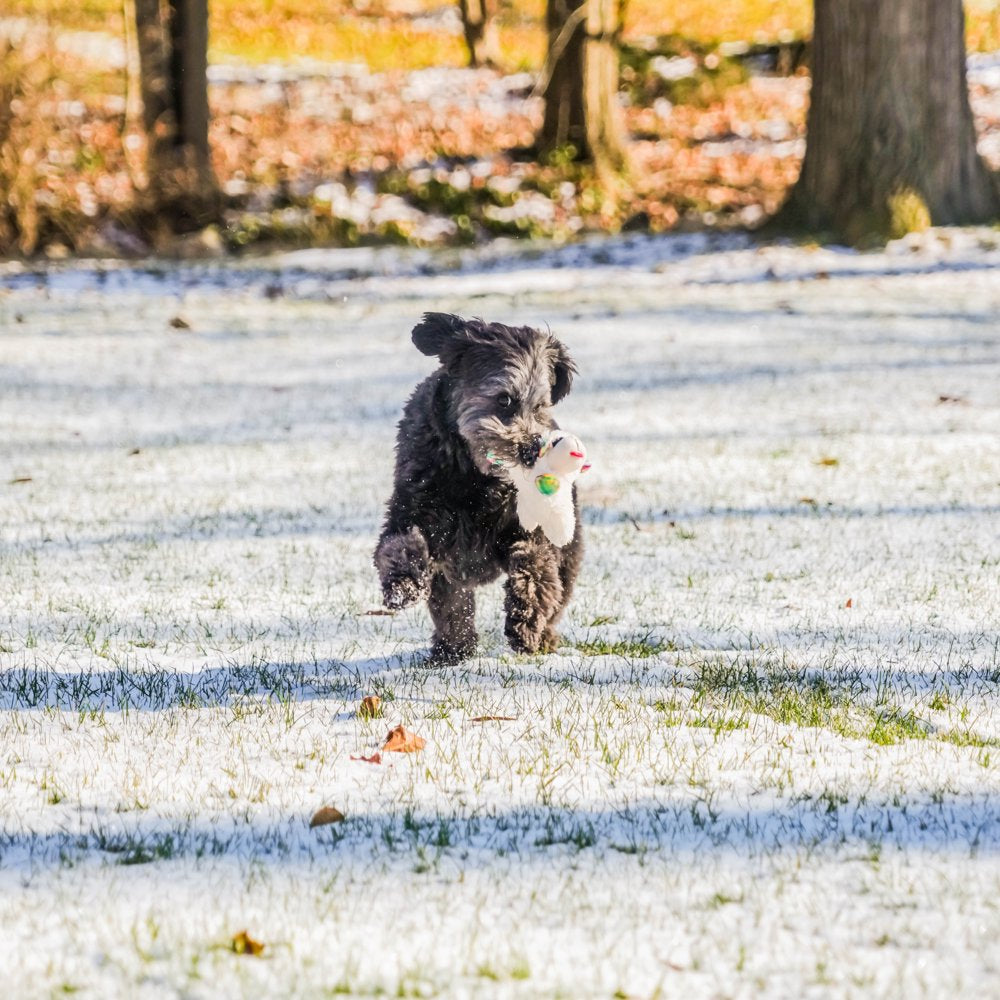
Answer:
[548, 337, 577, 403]
[411, 313, 471, 363]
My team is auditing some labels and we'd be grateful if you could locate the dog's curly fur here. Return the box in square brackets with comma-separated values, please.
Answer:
[374, 312, 583, 663]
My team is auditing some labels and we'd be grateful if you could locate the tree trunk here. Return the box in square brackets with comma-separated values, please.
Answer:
[537, 0, 631, 183]
[131, 0, 218, 231]
[777, 0, 999, 245]
[458, 0, 499, 68]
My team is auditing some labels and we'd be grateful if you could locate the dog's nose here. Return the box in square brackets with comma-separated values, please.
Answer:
[518, 435, 542, 467]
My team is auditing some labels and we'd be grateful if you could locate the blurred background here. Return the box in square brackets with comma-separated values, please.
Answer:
[1, 0, 999, 258]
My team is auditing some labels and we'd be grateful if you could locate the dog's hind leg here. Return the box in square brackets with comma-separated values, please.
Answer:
[374, 526, 432, 609]
[428, 574, 477, 664]
[504, 538, 563, 655]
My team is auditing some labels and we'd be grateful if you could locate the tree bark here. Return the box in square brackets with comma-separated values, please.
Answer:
[131, 0, 218, 231]
[537, 0, 631, 183]
[458, 0, 499, 68]
[777, 0, 999, 245]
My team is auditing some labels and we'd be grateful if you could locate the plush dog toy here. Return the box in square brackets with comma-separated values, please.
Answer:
[491, 431, 590, 547]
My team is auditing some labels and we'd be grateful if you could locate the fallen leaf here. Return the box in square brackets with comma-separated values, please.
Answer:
[799, 496, 817, 505]
[816, 456, 839, 466]
[231, 930, 265, 956]
[9, 476, 32, 484]
[359, 695, 382, 719]
[127, 447, 141, 456]
[382, 725, 426, 753]
[470, 715, 518, 722]
[309, 805, 345, 827]
[845, 598, 853, 608]
[169, 315, 191, 329]
[350, 752, 382, 764]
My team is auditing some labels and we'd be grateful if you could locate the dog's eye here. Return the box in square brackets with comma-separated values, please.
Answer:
[497, 393, 515, 411]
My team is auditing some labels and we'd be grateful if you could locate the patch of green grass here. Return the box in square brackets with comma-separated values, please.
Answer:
[98, 832, 179, 865]
[707, 890, 744, 908]
[535, 818, 596, 850]
[689, 714, 748, 732]
[654, 698, 747, 732]
[939, 729, 1000, 749]
[929, 689, 951, 711]
[684, 658, 982, 747]
[868, 710, 928, 746]
[575, 634, 667, 657]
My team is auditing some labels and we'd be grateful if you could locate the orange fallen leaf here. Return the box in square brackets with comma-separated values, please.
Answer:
[382, 725, 426, 753]
[309, 805, 345, 828]
[845, 598, 853, 608]
[350, 752, 382, 764]
[470, 716, 518, 722]
[231, 930, 265, 956]
[359, 695, 382, 719]
[816, 456, 839, 467]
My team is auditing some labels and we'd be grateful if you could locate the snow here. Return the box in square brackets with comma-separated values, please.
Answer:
[1, 231, 999, 997]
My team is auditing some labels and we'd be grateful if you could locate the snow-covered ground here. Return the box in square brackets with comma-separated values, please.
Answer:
[1, 231, 999, 998]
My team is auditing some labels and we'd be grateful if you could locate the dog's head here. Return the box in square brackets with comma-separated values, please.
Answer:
[412, 312, 576, 475]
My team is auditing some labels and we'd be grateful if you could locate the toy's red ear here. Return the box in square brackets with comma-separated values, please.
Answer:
[548, 337, 576, 403]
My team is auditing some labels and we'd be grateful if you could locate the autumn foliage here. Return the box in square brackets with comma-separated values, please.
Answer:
[1, 1, 998, 256]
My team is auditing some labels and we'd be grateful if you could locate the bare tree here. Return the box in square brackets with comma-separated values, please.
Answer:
[458, 0, 500, 68]
[777, 0, 999, 244]
[536, 0, 631, 184]
[129, 0, 219, 231]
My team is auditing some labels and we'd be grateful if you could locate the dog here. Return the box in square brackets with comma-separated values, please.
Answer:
[373, 312, 583, 663]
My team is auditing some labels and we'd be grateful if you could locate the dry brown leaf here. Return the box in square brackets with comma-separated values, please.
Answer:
[470, 715, 518, 723]
[845, 598, 853, 608]
[169, 315, 191, 330]
[231, 930, 265, 956]
[816, 456, 839, 467]
[382, 725, 426, 753]
[359, 695, 382, 719]
[309, 805, 345, 828]
[350, 751, 383, 764]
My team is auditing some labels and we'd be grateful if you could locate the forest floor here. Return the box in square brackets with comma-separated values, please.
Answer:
[1, 229, 999, 997]
[2, 6, 1000, 256]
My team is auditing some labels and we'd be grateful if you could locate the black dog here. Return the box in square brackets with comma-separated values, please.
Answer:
[374, 312, 583, 663]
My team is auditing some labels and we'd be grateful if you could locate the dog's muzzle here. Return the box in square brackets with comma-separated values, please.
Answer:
[517, 434, 543, 468]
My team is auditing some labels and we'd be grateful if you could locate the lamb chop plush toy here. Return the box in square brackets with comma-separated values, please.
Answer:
[490, 431, 590, 547]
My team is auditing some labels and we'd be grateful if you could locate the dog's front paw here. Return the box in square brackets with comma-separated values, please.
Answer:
[539, 626, 563, 653]
[503, 540, 562, 655]
[427, 636, 477, 665]
[383, 572, 429, 610]
[504, 610, 547, 655]
[375, 527, 431, 609]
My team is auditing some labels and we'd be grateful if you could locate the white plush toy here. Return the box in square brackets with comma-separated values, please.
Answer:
[490, 431, 590, 547]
